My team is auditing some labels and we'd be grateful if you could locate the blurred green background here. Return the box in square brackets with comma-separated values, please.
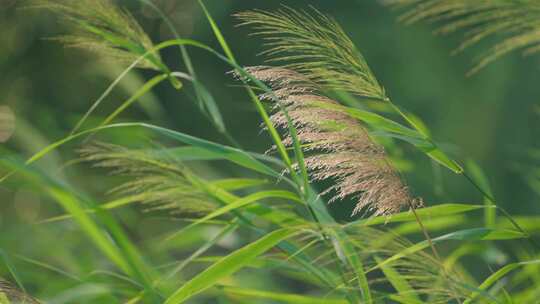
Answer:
[1, 0, 539, 301]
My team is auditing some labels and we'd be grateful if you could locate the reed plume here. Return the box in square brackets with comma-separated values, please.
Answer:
[235, 8, 420, 216]
[238, 66, 418, 216]
[79, 142, 216, 215]
[385, 0, 540, 75]
[31, 0, 163, 69]
[235, 7, 387, 100]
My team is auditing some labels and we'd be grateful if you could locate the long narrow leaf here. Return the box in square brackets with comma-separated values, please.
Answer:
[220, 285, 348, 304]
[370, 228, 527, 273]
[351, 203, 488, 227]
[164, 228, 296, 304]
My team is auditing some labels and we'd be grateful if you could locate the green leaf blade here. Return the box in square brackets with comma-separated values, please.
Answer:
[164, 228, 295, 304]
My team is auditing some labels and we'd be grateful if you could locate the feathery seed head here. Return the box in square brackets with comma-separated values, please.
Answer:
[79, 142, 216, 215]
[235, 8, 423, 216]
[235, 8, 387, 100]
[32, 0, 163, 70]
[237, 66, 417, 216]
[385, 0, 540, 75]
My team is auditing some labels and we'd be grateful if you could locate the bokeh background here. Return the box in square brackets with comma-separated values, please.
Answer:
[1, 0, 539, 301]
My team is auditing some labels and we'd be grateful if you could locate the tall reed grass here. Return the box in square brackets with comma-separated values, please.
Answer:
[1, 0, 539, 303]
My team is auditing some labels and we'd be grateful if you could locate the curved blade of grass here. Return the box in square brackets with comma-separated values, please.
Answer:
[196, 0, 293, 170]
[318, 102, 421, 139]
[497, 216, 540, 233]
[183, 173, 304, 228]
[70, 42, 173, 136]
[0, 250, 26, 294]
[350, 203, 489, 227]
[369, 228, 528, 273]
[346, 107, 461, 173]
[332, 91, 463, 173]
[99, 63, 166, 121]
[42, 191, 128, 275]
[0, 158, 160, 299]
[167, 190, 302, 242]
[393, 215, 467, 235]
[153, 147, 281, 178]
[150, 146, 236, 162]
[163, 228, 295, 304]
[220, 285, 348, 304]
[331, 230, 372, 303]
[137, 0, 229, 134]
[374, 256, 422, 304]
[385, 99, 463, 173]
[0, 122, 279, 184]
[98, 74, 168, 127]
[163, 221, 240, 283]
[138, 123, 278, 176]
[210, 178, 268, 191]
[14, 254, 81, 282]
[193, 78, 225, 132]
[0, 158, 132, 275]
[464, 260, 540, 304]
[39, 178, 269, 224]
[93, 206, 158, 295]
[38, 194, 147, 224]
[168, 71, 226, 134]
[145, 145, 285, 176]
[70, 36, 211, 136]
[164, 179, 339, 290]
[466, 159, 496, 228]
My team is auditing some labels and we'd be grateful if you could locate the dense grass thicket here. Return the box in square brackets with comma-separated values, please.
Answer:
[1, 0, 540, 303]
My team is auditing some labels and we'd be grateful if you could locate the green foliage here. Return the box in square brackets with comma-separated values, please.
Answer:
[164, 228, 295, 304]
[1, 1, 540, 304]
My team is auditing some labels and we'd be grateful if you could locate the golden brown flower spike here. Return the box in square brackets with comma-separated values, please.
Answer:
[239, 66, 419, 216]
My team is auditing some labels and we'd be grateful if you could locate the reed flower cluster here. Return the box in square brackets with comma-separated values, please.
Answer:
[79, 142, 216, 215]
[385, 0, 540, 74]
[239, 66, 419, 216]
[32, 0, 162, 69]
